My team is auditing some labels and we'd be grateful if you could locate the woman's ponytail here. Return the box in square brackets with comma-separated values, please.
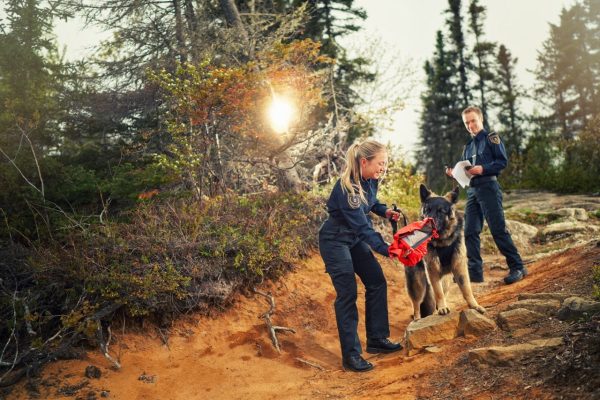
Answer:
[340, 139, 386, 205]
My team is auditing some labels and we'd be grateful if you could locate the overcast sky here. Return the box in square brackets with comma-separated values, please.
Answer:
[54, 1, 577, 160]
[339, 0, 577, 160]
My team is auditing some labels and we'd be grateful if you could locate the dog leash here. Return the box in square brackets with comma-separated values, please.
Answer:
[389, 203, 409, 235]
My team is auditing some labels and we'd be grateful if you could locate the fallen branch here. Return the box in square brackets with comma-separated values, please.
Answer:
[253, 288, 295, 353]
[295, 357, 325, 371]
[97, 324, 121, 370]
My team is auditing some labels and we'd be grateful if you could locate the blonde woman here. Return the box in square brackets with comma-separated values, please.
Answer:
[318, 139, 401, 372]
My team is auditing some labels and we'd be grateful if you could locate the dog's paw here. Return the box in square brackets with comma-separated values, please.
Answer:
[437, 307, 450, 315]
[473, 305, 486, 314]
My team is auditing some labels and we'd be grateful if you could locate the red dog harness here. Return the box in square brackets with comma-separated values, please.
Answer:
[388, 217, 438, 266]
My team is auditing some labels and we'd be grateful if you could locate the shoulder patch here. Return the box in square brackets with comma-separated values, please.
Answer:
[347, 193, 361, 209]
[488, 132, 501, 145]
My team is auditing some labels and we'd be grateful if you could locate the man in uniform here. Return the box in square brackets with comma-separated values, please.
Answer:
[446, 106, 527, 285]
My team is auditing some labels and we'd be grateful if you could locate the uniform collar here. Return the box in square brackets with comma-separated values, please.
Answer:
[472, 129, 488, 141]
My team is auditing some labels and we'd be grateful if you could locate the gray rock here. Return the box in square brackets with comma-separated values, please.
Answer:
[506, 219, 538, 239]
[541, 221, 598, 237]
[555, 208, 589, 221]
[518, 292, 576, 302]
[507, 299, 561, 315]
[468, 337, 563, 367]
[424, 346, 442, 353]
[505, 219, 538, 250]
[405, 313, 460, 355]
[497, 308, 544, 331]
[85, 365, 101, 379]
[458, 309, 497, 337]
[557, 296, 600, 321]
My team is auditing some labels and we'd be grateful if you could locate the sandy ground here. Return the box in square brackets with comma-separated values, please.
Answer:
[6, 233, 600, 400]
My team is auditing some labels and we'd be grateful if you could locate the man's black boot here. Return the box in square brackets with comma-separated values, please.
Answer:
[504, 267, 527, 285]
[342, 354, 373, 372]
[366, 338, 403, 354]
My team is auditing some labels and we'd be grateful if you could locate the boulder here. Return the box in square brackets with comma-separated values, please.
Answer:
[458, 309, 496, 337]
[506, 299, 561, 316]
[468, 337, 563, 367]
[497, 308, 544, 331]
[557, 296, 600, 321]
[518, 292, 576, 302]
[405, 313, 460, 355]
[505, 219, 538, 249]
[555, 208, 589, 221]
[541, 221, 598, 237]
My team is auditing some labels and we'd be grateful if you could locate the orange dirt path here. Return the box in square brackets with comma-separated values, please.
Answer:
[8, 241, 600, 400]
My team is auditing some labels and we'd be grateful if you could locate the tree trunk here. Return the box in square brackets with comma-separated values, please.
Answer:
[173, 0, 187, 63]
[219, 0, 249, 43]
[275, 152, 304, 193]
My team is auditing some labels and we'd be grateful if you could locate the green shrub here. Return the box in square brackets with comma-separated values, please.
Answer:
[378, 160, 424, 221]
[30, 191, 324, 320]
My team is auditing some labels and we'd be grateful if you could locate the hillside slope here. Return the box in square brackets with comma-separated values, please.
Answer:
[6, 193, 600, 400]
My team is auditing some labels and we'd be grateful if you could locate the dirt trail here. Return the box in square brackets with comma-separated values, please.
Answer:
[7, 189, 600, 400]
[8, 237, 600, 400]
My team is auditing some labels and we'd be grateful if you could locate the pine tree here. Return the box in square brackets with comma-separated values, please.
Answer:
[294, 0, 374, 124]
[0, 0, 65, 155]
[418, 31, 464, 192]
[445, 0, 471, 107]
[467, 0, 495, 126]
[493, 44, 524, 158]
[534, 3, 598, 140]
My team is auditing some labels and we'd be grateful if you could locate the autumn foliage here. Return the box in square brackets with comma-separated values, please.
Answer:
[149, 39, 332, 197]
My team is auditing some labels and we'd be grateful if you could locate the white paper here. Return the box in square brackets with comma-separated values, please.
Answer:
[451, 160, 473, 188]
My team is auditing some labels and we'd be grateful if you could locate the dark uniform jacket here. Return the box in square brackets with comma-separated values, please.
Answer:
[462, 129, 508, 177]
[325, 178, 389, 256]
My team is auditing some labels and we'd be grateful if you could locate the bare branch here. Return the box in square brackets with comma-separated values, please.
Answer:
[295, 357, 326, 371]
[252, 288, 295, 353]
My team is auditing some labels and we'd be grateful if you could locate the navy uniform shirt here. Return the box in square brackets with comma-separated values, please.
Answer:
[326, 178, 389, 256]
[462, 129, 508, 176]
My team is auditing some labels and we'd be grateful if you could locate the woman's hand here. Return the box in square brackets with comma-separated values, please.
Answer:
[385, 209, 400, 221]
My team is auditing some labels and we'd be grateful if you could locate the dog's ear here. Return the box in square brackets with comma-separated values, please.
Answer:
[445, 186, 460, 204]
[419, 184, 432, 203]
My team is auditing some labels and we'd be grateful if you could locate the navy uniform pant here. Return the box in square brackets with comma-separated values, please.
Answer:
[464, 180, 524, 281]
[318, 220, 389, 358]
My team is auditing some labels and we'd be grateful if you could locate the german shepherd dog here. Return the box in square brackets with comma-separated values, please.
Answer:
[404, 184, 486, 319]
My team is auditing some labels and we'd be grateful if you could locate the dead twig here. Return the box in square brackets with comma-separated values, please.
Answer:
[295, 357, 325, 371]
[252, 288, 295, 353]
[97, 324, 121, 369]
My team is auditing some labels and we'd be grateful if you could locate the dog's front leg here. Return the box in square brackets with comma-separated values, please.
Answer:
[452, 270, 486, 314]
[427, 261, 450, 315]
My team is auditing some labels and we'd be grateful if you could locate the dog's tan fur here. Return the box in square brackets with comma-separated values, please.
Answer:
[405, 184, 485, 319]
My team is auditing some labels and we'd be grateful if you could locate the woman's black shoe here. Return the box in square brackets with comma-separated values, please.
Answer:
[342, 355, 374, 372]
[366, 338, 403, 354]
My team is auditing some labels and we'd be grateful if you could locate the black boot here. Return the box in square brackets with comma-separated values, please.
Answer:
[504, 267, 528, 284]
[366, 338, 403, 354]
[342, 354, 373, 372]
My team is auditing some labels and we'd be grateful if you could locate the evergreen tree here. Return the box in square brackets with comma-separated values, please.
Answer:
[0, 0, 63, 153]
[467, 0, 495, 126]
[418, 31, 463, 191]
[446, 0, 470, 107]
[293, 0, 374, 139]
[493, 44, 524, 158]
[534, 3, 598, 140]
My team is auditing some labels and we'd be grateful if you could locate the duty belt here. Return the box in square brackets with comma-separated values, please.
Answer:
[470, 175, 497, 187]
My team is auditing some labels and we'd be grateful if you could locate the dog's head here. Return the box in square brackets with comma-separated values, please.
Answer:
[419, 184, 459, 239]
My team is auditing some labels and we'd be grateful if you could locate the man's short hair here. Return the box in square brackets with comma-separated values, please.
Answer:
[462, 106, 483, 119]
